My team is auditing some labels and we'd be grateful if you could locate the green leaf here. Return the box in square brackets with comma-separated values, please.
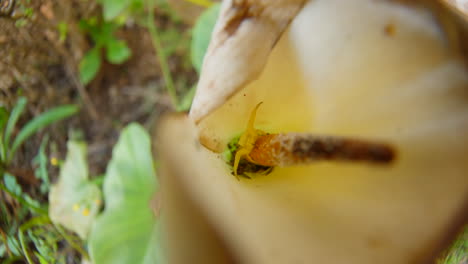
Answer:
[0, 106, 9, 132]
[4, 97, 27, 147]
[176, 84, 197, 112]
[79, 48, 102, 85]
[89, 123, 162, 264]
[4, 173, 22, 196]
[129, 0, 144, 13]
[6, 236, 21, 256]
[160, 27, 186, 58]
[79, 18, 95, 31]
[9, 105, 78, 160]
[79, 18, 101, 41]
[48, 141, 102, 239]
[100, 0, 130, 21]
[97, 22, 119, 45]
[57, 22, 68, 43]
[0, 106, 7, 161]
[3, 173, 41, 211]
[106, 39, 132, 64]
[0, 244, 5, 257]
[191, 3, 220, 73]
[32, 135, 50, 194]
[35, 253, 49, 264]
[27, 220, 63, 263]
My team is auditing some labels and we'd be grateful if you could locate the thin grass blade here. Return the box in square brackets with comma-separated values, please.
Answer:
[4, 97, 27, 147]
[9, 105, 79, 161]
[0, 106, 9, 132]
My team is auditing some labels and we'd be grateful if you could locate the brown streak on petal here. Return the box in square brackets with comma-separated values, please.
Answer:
[384, 23, 397, 36]
[190, 0, 308, 123]
[224, 0, 265, 37]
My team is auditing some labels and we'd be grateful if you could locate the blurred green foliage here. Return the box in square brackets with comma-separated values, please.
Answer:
[174, 2, 220, 112]
[88, 123, 162, 264]
[0, 97, 78, 169]
[0, 97, 79, 263]
[79, 18, 132, 85]
[98, 0, 144, 21]
[48, 142, 102, 240]
[438, 227, 467, 264]
[190, 2, 220, 73]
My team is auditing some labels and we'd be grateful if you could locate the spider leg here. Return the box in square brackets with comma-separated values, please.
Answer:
[233, 148, 251, 179]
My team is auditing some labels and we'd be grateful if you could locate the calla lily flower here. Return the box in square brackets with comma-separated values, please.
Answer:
[157, 0, 468, 263]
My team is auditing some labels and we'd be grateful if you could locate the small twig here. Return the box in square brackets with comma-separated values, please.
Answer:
[52, 2, 99, 119]
[55, 43, 99, 120]
[146, 0, 178, 108]
[8, 65, 30, 92]
[66, 65, 99, 120]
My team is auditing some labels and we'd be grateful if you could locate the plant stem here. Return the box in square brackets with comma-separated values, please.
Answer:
[54, 224, 90, 260]
[184, 0, 213, 8]
[146, 0, 178, 108]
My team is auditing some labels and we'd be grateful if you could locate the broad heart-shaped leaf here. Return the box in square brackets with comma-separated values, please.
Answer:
[89, 123, 161, 264]
[79, 47, 101, 85]
[106, 39, 132, 64]
[191, 3, 220, 73]
[49, 142, 101, 239]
